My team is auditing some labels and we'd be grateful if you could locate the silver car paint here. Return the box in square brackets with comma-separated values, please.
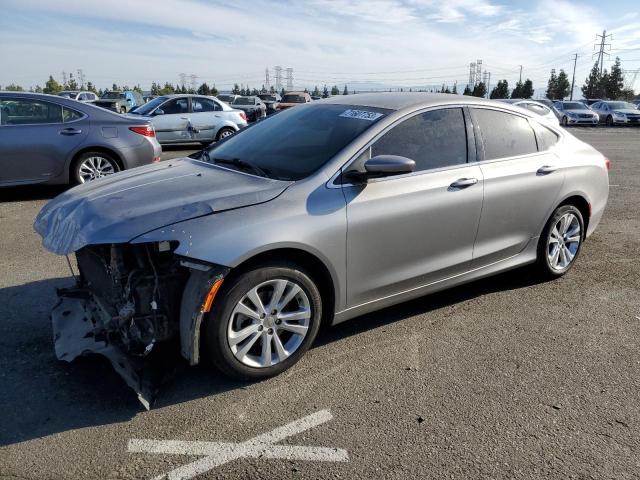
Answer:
[0, 92, 161, 186]
[36, 93, 609, 359]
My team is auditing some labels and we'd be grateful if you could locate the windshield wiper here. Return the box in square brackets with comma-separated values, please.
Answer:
[212, 157, 270, 178]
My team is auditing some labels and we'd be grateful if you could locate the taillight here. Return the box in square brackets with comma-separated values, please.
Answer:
[129, 125, 155, 137]
[152, 156, 161, 163]
[604, 157, 611, 171]
[239, 112, 247, 121]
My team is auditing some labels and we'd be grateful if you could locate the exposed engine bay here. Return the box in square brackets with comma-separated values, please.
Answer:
[51, 242, 214, 409]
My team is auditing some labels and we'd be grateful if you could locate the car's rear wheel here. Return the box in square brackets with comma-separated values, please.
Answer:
[216, 127, 235, 141]
[204, 262, 322, 380]
[606, 115, 614, 126]
[73, 152, 119, 184]
[535, 205, 584, 279]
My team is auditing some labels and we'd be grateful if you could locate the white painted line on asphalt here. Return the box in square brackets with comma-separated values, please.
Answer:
[128, 409, 348, 480]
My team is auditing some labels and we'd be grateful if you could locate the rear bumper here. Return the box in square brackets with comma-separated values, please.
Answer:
[119, 137, 162, 169]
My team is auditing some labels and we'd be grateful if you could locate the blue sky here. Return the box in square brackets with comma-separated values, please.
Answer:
[1, 0, 640, 96]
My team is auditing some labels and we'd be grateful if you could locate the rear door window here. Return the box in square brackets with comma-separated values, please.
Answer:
[161, 98, 189, 115]
[472, 108, 538, 160]
[193, 97, 220, 112]
[0, 99, 63, 125]
[370, 107, 468, 172]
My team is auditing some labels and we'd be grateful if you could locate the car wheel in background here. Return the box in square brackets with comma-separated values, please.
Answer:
[535, 205, 584, 279]
[606, 115, 614, 126]
[204, 261, 322, 380]
[73, 151, 119, 184]
[216, 127, 235, 141]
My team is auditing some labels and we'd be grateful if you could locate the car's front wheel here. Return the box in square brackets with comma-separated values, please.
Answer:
[535, 205, 584, 279]
[606, 115, 614, 126]
[216, 127, 235, 141]
[205, 262, 322, 380]
[73, 152, 119, 184]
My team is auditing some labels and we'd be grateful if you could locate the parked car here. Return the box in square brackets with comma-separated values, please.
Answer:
[0, 92, 161, 186]
[590, 100, 640, 125]
[129, 94, 248, 145]
[278, 91, 312, 110]
[631, 99, 640, 109]
[58, 90, 99, 103]
[497, 99, 559, 125]
[257, 93, 281, 114]
[552, 101, 599, 126]
[231, 96, 267, 121]
[94, 90, 145, 113]
[582, 99, 602, 106]
[217, 94, 241, 105]
[35, 93, 609, 406]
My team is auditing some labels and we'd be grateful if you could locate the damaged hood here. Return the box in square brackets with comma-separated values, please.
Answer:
[34, 158, 292, 255]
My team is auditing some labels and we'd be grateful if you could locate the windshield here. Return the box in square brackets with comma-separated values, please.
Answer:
[129, 96, 167, 115]
[282, 94, 306, 103]
[232, 97, 255, 105]
[205, 104, 390, 180]
[607, 102, 635, 110]
[258, 95, 277, 101]
[102, 92, 124, 99]
[563, 102, 586, 110]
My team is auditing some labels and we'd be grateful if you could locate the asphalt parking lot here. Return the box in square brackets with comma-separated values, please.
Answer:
[1, 127, 639, 479]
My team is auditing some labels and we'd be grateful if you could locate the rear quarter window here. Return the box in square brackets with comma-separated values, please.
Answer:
[531, 122, 560, 151]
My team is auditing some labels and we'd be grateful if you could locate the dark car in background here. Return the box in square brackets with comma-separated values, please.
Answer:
[0, 92, 161, 186]
[257, 93, 281, 114]
[279, 91, 312, 110]
[94, 90, 145, 113]
[231, 96, 267, 121]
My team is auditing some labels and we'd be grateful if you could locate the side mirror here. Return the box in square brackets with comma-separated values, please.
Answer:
[346, 155, 416, 182]
[153, 108, 164, 116]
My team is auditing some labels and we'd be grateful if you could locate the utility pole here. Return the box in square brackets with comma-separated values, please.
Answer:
[570, 53, 578, 100]
[594, 30, 612, 75]
[519, 65, 522, 83]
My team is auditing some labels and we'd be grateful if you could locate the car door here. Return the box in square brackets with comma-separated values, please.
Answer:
[190, 97, 224, 142]
[470, 107, 565, 267]
[0, 97, 88, 186]
[151, 97, 191, 143]
[343, 107, 483, 307]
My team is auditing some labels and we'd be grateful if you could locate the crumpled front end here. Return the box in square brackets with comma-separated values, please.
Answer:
[51, 242, 226, 408]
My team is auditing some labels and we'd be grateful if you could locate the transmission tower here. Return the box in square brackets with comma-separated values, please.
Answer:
[265, 68, 271, 90]
[274, 66, 283, 92]
[593, 30, 612, 75]
[61, 71, 68, 86]
[190, 74, 198, 92]
[286, 68, 293, 90]
[623, 69, 640, 90]
[76, 69, 86, 88]
[469, 62, 476, 87]
[179, 73, 187, 88]
[475, 60, 483, 85]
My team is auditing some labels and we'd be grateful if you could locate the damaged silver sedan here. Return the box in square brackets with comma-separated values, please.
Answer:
[35, 93, 609, 408]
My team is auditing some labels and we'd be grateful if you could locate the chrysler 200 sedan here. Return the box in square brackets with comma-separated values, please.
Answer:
[34, 93, 609, 407]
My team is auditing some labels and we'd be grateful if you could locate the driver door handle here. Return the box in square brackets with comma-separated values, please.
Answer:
[59, 128, 82, 135]
[449, 177, 478, 189]
[537, 165, 558, 175]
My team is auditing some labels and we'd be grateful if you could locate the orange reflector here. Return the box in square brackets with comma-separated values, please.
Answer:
[201, 278, 224, 313]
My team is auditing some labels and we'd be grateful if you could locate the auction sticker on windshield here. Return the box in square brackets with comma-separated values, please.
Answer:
[339, 109, 384, 121]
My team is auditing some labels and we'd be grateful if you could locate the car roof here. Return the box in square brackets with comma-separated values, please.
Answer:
[318, 92, 509, 111]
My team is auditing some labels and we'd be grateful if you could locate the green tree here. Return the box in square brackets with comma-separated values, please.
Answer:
[605, 57, 624, 99]
[33, 85, 43, 93]
[43, 75, 63, 94]
[86, 81, 98, 93]
[490, 79, 509, 99]
[232, 83, 241, 94]
[343, 85, 348, 95]
[4, 83, 24, 91]
[472, 82, 487, 98]
[511, 80, 523, 98]
[150, 82, 161, 96]
[159, 82, 175, 95]
[270, 85, 276, 94]
[452, 83, 458, 94]
[312, 85, 320, 97]
[581, 62, 601, 99]
[522, 79, 534, 98]
[463, 85, 472, 95]
[322, 85, 329, 98]
[280, 87, 286, 97]
[545, 69, 558, 99]
[66, 73, 78, 90]
[197, 82, 211, 95]
[331, 85, 340, 95]
[554, 69, 570, 100]
[133, 84, 143, 94]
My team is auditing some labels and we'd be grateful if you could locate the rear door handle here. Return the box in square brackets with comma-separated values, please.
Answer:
[449, 177, 478, 189]
[59, 128, 82, 135]
[537, 165, 558, 175]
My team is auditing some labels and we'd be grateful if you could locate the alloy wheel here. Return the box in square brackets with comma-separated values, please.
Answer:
[219, 129, 233, 139]
[547, 213, 581, 271]
[78, 156, 116, 183]
[227, 279, 311, 368]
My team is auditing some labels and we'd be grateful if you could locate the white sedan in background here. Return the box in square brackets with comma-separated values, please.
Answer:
[130, 94, 248, 145]
[497, 99, 560, 125]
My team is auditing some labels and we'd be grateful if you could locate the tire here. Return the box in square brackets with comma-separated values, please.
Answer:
[534, 205, 584, 279]
[204, 261, 322, 380]
[606, 115, 614, 126]
[561, 116, 568, 126]
[72, 151, 119, 184]
[120, 106, 127, 114]
[216, 127, 235, 141]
